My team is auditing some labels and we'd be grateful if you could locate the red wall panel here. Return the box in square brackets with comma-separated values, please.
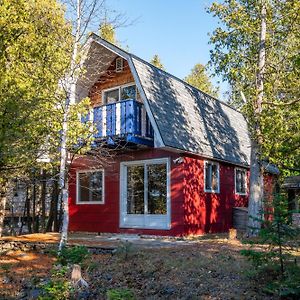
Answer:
[68, 149, 250, 236]
[183, 157, 249, 235]
[68, 149, 185, 236]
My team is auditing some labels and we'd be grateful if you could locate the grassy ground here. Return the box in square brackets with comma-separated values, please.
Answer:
[0, 235, 279, 299]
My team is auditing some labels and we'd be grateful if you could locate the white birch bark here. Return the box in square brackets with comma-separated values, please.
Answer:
[58, 0, 82, 252]
[247, 1, 267, 235]
[0, 182, 7, 237]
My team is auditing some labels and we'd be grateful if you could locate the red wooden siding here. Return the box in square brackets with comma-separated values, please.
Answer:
[182, 157, 248, 235]
[69, 149, 185, 236]
[68, 149, 250, 236]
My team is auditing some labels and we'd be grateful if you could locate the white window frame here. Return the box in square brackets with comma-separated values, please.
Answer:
[102, 82, 136, 104]
[235, 167, 247, 195]
[120, 157, 171, 230]
[115, 57, 123, 72]
[76, 169, 105, 204]
[204, 161, 220, 193]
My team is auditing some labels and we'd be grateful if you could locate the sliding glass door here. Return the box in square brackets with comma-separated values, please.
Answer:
[120, 158, 170, 229]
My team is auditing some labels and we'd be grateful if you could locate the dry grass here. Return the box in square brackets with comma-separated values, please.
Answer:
[0, 235, 280, 299]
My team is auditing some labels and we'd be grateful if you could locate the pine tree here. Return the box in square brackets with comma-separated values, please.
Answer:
[150, 54, 165, 70]
[184, 64, 219, 98]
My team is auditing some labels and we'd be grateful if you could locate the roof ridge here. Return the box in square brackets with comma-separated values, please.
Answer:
[90, 32, 243, 116]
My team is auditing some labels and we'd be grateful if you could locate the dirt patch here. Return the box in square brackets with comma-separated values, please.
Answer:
[83, 241, 276, 299]
[0, 235, 279, 299]
[0, 250, 55, 299]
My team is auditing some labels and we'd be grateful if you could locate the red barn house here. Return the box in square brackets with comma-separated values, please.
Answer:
[68, 34, 275, 236]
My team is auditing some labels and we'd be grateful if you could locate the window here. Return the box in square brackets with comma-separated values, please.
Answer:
[204, 161, 219, 193]
[235, 168, 247, 195]
[103, 83, 139, 104]
[77, 170, 104, 204]
[126, 162, 167, 215]
[121, 85, 136, 100]
[115, 57, 123, 72]
[104, 88, 119, 104]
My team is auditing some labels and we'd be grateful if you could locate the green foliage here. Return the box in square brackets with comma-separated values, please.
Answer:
[99, 22, 118, 45]
[184, 63, 219, 98]
[39, 266, 72, 300]
[150, 54, 165, 70]
[241, 194, 300, 297]
[0, 0, 71, 179]
[107, 288, 135, 300]
[208, 0, 300, 172]
[57, 245, 90, 266]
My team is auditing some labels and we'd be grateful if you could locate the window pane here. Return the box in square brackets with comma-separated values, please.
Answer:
[205, 163, 212, 190]
[90, 172, 103, 201]
[236, 170, 246, 194]
[127, 165, 144, 214]
[148, 164, 167, 214]
[211, 164, 219, 191]
[121, 85, 136, 100]
[78, 171, 103, 202]
[104, 89, 119, 104]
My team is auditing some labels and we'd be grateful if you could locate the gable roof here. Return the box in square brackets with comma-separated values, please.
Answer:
[85, 33, 251, 166]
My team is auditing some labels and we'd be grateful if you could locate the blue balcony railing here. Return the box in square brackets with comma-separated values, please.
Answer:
[83, 99, 154, 146]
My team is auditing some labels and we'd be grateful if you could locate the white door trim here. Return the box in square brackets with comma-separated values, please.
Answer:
[119, 157, 171, 230]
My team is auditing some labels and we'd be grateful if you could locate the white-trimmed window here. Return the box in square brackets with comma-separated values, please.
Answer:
[103, 83, 140, 104]
[235, 168, 247, 195]
[76, 170, 104, 204]
[204, 161, 220, 193]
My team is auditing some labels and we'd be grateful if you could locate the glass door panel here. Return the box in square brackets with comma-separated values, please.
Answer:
[147, 164, 167, 214]
[126, 165, 144, 214]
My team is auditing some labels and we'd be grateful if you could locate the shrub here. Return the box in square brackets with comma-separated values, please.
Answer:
[57, 245, 90, 266]
[39, 267, 72, 300]
[241, 193, 300, 298]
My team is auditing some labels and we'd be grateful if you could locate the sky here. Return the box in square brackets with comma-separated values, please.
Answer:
[105, 0, 228, 98]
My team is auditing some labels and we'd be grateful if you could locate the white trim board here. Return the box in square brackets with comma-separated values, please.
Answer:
[119, 157, 171, 230]
[76, 169, 105, 204]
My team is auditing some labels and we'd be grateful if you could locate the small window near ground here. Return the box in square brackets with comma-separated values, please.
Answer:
[204, 161, 219, 193]
[77, 170, 104, 204]
[235, 168, 247, 195]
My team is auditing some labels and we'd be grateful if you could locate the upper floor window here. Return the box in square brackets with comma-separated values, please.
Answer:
[103, 83, 140, 104]
[115, 57, 123, 72]
[204, 161, 219, 193]
[77, 170, 104, 204]
[235, 168, 247, 195]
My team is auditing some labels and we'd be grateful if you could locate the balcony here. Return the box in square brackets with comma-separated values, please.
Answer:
[83, 99, 154, 147]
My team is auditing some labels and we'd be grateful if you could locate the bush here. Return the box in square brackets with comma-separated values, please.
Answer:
[241, 193, 300, 298]
[107, 288, 135, 300]
[57, 245, 90, 266]
[39, 267, 72, 300]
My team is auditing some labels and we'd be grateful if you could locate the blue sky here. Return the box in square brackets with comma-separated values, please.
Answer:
[106, 0, 227, 97]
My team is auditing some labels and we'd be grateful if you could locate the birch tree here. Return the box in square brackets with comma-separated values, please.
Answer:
[208, 0, 300, 235]
[57, 0, 126, 251]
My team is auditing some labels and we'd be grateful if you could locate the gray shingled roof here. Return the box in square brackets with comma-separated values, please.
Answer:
[131, 56, 251, 166]
[87, 34, 251, 166]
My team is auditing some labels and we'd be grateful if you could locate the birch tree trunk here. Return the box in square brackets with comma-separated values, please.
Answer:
[247, 1, 267, 235]
[58, 0, 81, 252]
[0, 181, 8, 237]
